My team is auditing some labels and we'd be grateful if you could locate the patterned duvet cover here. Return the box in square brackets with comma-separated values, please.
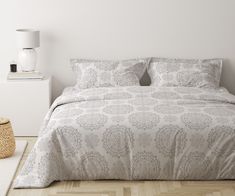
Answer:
[14, 86, 235, 188]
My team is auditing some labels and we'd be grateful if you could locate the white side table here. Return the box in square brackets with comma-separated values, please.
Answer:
[0, 77, 51, 136]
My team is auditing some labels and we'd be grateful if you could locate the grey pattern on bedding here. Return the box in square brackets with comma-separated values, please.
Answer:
[14, 86, 235, 188]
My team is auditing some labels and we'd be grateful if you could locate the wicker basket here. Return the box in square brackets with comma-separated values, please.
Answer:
[0, 118, 16, 159]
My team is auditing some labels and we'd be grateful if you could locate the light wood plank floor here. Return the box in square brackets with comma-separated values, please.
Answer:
[8, 137, 235, 196]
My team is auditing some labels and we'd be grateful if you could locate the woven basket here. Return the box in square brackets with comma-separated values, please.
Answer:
[0, 118, 16, 159]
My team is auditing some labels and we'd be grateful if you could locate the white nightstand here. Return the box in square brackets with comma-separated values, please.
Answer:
[0, 77, 51, 136]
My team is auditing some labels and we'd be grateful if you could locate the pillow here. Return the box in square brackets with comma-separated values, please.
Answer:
[148, 58, 222, 88]
[70, 58, 150, 89]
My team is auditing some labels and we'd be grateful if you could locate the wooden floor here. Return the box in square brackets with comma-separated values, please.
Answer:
[8, 137, 235, 196]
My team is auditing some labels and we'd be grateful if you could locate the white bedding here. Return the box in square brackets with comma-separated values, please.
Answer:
[14, 86, 235, 188]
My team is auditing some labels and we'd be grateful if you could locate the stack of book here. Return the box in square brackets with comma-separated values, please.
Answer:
[7, 71, 44, 80]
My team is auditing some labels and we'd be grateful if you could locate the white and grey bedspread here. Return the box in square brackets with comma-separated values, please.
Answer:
[14, 86, 235, 188]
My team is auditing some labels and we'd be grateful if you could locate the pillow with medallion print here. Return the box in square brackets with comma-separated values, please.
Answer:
[70, 58, 150, 89]
[148, 58, 222, 88]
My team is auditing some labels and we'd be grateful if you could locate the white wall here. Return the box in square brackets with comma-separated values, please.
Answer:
[0, 0, 235, 100]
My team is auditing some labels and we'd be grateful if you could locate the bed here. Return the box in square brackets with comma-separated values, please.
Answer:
[14, 85, 235, 188]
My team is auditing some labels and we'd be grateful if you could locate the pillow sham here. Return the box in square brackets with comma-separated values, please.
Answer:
[70, 58, 150, 89]
[148, 58, 222, 88]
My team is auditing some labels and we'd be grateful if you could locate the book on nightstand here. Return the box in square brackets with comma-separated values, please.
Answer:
[7, 71, 44, 80]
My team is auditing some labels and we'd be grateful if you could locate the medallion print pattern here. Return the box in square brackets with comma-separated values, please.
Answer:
[14, 85, 235, 188]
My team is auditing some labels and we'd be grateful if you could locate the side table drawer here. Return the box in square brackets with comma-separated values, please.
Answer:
[0, 78, 51, 136]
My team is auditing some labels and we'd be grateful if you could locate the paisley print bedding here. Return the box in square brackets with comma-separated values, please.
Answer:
[14, 86, 235, 188]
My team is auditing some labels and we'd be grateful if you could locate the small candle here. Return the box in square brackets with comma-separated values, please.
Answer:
[10, 63, 17, 72]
